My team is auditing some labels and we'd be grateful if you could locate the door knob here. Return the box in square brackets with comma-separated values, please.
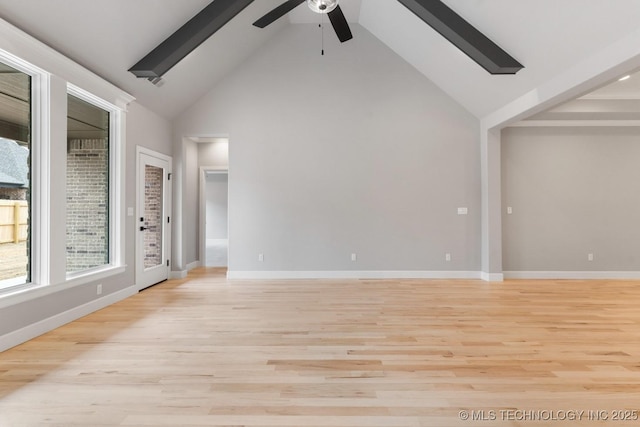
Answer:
[140, 226, 149, 231]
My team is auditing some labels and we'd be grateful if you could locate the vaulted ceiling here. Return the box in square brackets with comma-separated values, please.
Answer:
[0, 0, 639, 120]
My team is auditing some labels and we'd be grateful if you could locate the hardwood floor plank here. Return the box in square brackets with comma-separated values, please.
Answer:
[1, 270, 640, 426]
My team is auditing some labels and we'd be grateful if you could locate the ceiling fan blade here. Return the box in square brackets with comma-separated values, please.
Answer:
[327, 5, 353, 42]
[253, 0, 306, 28]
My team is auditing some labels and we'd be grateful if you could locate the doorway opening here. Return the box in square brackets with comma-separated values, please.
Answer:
[203, 170, 228, 267]
[195, 136, 230, 270]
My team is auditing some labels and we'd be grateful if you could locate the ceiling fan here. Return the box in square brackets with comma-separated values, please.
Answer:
[253, 0, 352, 43]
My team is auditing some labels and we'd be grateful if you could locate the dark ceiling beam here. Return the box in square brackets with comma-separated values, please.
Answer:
[396, 0, 523, 75]
[128, 0, 255, 79]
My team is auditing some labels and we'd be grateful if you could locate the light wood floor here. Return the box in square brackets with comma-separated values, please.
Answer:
[1, 268, 640, 426]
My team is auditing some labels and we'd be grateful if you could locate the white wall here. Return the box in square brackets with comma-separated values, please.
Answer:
[174, 24, 481, 276]
[198, 140, 229, 169]
[205, 174, 228, 240]
[502, 126, 640, 273]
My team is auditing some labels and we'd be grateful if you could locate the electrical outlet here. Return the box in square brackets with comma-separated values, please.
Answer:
[96, 284, 102, 295]
[588, 253, 594, 261]
[507, 206, 513, 215]
[457, 207, 468, 215]
[445, 253, 451, 262]
[258, 253, 264, 262]
[351, 253, 357, 262]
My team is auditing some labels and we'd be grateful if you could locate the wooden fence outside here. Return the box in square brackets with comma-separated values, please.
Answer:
[0, 200, 28, 244]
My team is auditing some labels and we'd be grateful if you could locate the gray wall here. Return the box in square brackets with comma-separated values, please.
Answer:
[502, 126, 640, 271]
[205, 173, 228, 240]
[183, 139, 199, 267]
[0, 100, 172, 336]
[174, 24, 481, 273]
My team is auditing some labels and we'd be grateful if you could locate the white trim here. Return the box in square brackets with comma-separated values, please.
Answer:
[169, 270, 188, 280]
[67, 83, 124, 113]
[168, 261, 200, 280]
[0, 47, 51, 289]
[31, 65, 51, 287]
[137, 146, 172, 163]
[480, 272, 504, 282]
[503, 271, 640, 280]
[135, 147, 173, 291]
[580, 94, 640, 100]
[187, 261, 201, 271]
[0, 276, 28, 291]
[0, 266, 126, 309]
[0, 286, 136, 352]
[227, 271, 482, 280]
[510, 120, 640, 127]
[0, 44, 49, 77]
[114, 109, 126, 268]
[66, 84, 126, 278]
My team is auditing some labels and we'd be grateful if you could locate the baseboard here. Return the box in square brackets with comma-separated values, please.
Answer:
[503, 271, 640, 280]
[169, 261, 201, 280]
[0, 286, 137, 353]
[169, 270, 187, 279]
[227, 270, 482, 280]
[187, 261, 201, 271]
[481, 272, 504, 282]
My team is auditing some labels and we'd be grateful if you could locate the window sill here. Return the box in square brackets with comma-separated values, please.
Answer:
[0, 265, 127, 309]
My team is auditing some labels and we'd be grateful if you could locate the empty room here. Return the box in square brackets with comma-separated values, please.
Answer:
[1, 1, 640, 426]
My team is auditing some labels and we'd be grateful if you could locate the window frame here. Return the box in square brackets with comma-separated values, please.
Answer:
[65, 83, 124, 281]
[0, 46, 128, 307]
[0, 48, 50, 294]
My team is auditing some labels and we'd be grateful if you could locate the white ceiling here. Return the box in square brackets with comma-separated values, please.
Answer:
[0, 0, 639, 120]
[583, 71, 640, 100]
[0, 0, 288, 119]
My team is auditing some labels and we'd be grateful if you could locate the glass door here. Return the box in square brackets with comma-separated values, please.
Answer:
[136, 150, 171, 290]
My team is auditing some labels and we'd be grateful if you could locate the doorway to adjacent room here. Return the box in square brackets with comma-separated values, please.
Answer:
[202, 170, 228, 267]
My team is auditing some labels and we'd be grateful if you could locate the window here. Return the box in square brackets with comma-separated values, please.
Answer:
[0, 61, 31, 290]
[66, 92, 110, 274]
[0, 36, 129, 303]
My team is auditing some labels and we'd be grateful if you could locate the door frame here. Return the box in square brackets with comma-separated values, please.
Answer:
[199, 166, 229, 268]
[136, 146, 172, 291]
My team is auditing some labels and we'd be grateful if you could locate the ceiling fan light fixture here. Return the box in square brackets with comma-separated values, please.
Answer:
[307, 0, 338, 14]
